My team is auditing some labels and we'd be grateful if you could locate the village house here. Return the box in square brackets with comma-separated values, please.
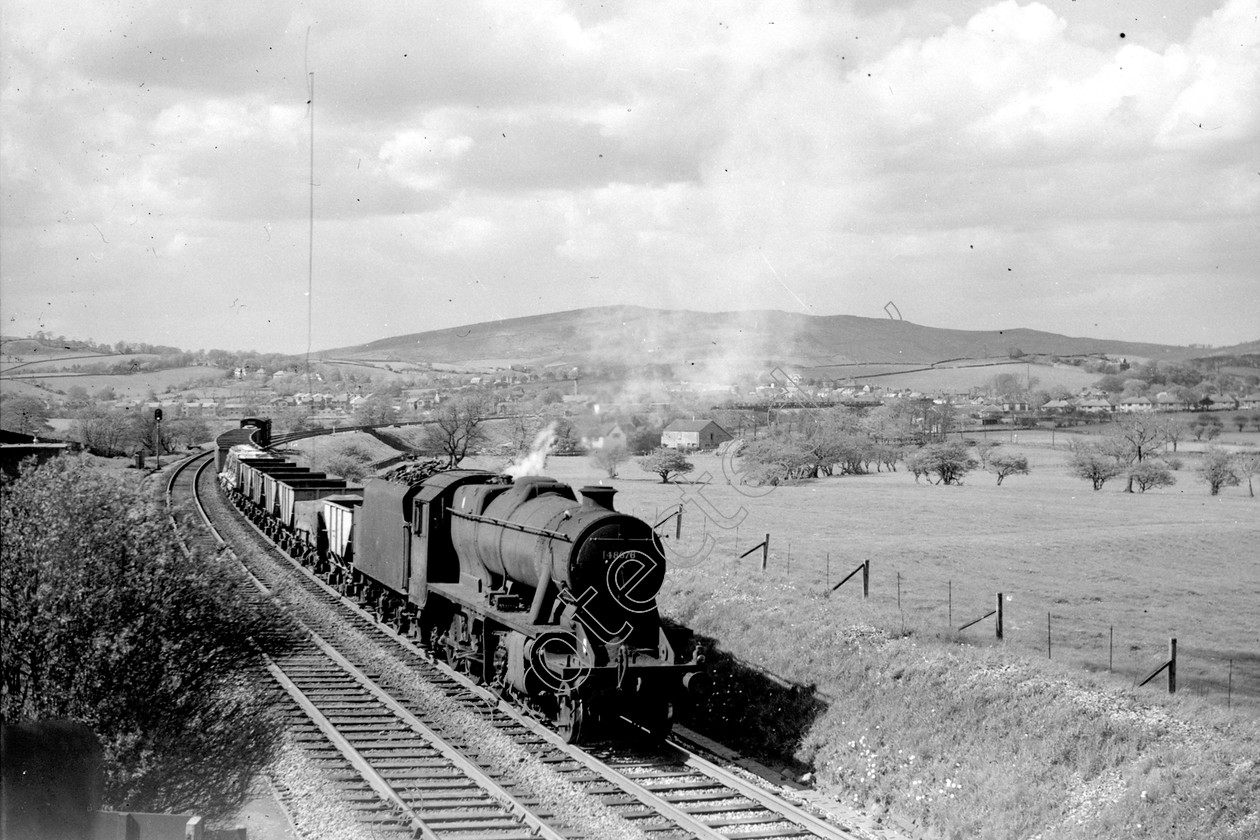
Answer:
[182, 399, 219, 417]
[1076, 397, 1114, 414]
[588, 422, 629, 450]
[1116, 395, 1154, 413]
[1153, 393, 1189, 411]
[661, 419, 733, 451]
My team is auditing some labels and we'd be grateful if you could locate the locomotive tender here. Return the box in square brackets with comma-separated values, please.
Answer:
[217, 428, 703, 742]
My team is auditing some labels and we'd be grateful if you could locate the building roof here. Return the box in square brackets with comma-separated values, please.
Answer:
[664, 419, 723, 432]
[665, 420, 715, 433]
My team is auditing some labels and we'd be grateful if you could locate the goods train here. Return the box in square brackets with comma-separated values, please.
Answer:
[216, 424, 705, 742]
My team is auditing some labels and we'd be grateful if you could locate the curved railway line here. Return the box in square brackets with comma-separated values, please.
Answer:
[166, 443, 881, 840]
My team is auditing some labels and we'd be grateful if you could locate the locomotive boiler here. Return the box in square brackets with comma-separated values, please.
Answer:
[352, 467, 703, 743]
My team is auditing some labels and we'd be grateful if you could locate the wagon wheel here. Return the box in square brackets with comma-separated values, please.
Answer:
[556, 696, 586, 744]
[641, 701, 674, 744]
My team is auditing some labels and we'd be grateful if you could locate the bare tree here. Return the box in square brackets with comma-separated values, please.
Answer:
[72, 407, 131, 456]
[166, 417, 212, 450]
[130, 410, 177, 456]
[1235, 452, 1260, 497]
[1111, 414, 1167, 492]
[1161, 418, 1189, 453]
[422, 394, 492, 467]
[590, 439, 630, 478]
[352, 395, 400, 426]
[503, 413, 543, 454]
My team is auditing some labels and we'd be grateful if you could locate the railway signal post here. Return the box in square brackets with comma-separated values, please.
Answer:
[154, 407, 163, 469]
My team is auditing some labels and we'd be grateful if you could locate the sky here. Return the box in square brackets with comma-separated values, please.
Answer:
[1, 0, 1257, 355]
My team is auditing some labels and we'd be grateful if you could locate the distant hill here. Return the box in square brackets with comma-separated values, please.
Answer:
[318, 306, 1228, 373]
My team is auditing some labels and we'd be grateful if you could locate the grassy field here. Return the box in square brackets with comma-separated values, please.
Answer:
[859, 360, 1100, 393]
[1, 366, 228, 399]
[282, 429, 1259, 837]
[467, 434, 1259, 714]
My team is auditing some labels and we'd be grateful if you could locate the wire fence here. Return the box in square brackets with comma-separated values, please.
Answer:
[645, 511, 1256, 714]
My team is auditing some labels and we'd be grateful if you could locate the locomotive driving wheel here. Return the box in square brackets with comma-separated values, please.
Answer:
[556, 695, 586, 744]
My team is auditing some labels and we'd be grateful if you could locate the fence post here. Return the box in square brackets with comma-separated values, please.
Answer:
[996, 592, 1003, 640]
[676, 504, 683, 540]
[761, 534, 769, 570]
[1168, 637, 1177, 694]
[862, 559, 869, 599]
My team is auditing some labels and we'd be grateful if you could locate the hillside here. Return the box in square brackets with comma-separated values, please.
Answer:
[319, 306, 1212, 373]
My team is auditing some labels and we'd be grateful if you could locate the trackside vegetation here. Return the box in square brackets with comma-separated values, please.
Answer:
[0, 457, 295, 817]
[661, 567, 1259, 840]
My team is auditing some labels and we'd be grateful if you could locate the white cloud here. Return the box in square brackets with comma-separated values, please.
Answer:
[1, 0, 1257, 351]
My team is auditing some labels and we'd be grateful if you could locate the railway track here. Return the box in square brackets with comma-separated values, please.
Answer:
[168, 446, 879, 840]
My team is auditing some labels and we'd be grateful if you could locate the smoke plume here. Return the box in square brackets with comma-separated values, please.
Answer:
[505, 422, 557, 478]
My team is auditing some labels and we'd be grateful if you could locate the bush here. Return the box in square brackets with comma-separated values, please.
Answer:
[987, 452, 1030, 486]
[319, 440, 376, 482]
[905, 441, 977, 485]
[1068, 444, 1123, 491]
[590, 440, 629, 478]
[1129, 461, 1176, 492]
[0, 457, 292, 816]
[638, 447, 694, 483]
[1198, 447, 1239, 496]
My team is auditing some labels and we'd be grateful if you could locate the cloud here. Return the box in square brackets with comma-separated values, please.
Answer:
[1, 0, 1257, 352]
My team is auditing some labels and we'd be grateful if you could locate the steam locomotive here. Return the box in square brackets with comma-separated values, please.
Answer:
[216, 427, 705, 742]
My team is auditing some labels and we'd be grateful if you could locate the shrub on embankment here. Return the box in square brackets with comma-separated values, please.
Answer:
[660, 565, 1259, 840]
[0, 457, 295, 817]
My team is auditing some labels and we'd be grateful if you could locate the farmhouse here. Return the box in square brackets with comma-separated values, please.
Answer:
[661, 419, 732, 451]
[588, 422, 628, 450]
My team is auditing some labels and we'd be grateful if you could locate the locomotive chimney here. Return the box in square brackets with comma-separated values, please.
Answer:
[580, 485, 618, 511]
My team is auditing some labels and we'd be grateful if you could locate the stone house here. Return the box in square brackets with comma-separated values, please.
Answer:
[661, 419, 732, 451]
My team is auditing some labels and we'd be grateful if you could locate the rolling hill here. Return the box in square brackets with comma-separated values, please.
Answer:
[320, 306, 1216, 373]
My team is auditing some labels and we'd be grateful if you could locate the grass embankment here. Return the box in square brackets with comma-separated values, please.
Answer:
[662, 567, 1259, 840]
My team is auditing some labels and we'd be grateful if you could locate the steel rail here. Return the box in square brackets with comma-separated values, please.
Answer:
[264, 656, 437, 840]
[668, 732, 861, 840]
[228, 478, 737, 840]
[202, 431, 875, 840]
[176, 453, 571, 840]
[251, 529, 852, 840]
